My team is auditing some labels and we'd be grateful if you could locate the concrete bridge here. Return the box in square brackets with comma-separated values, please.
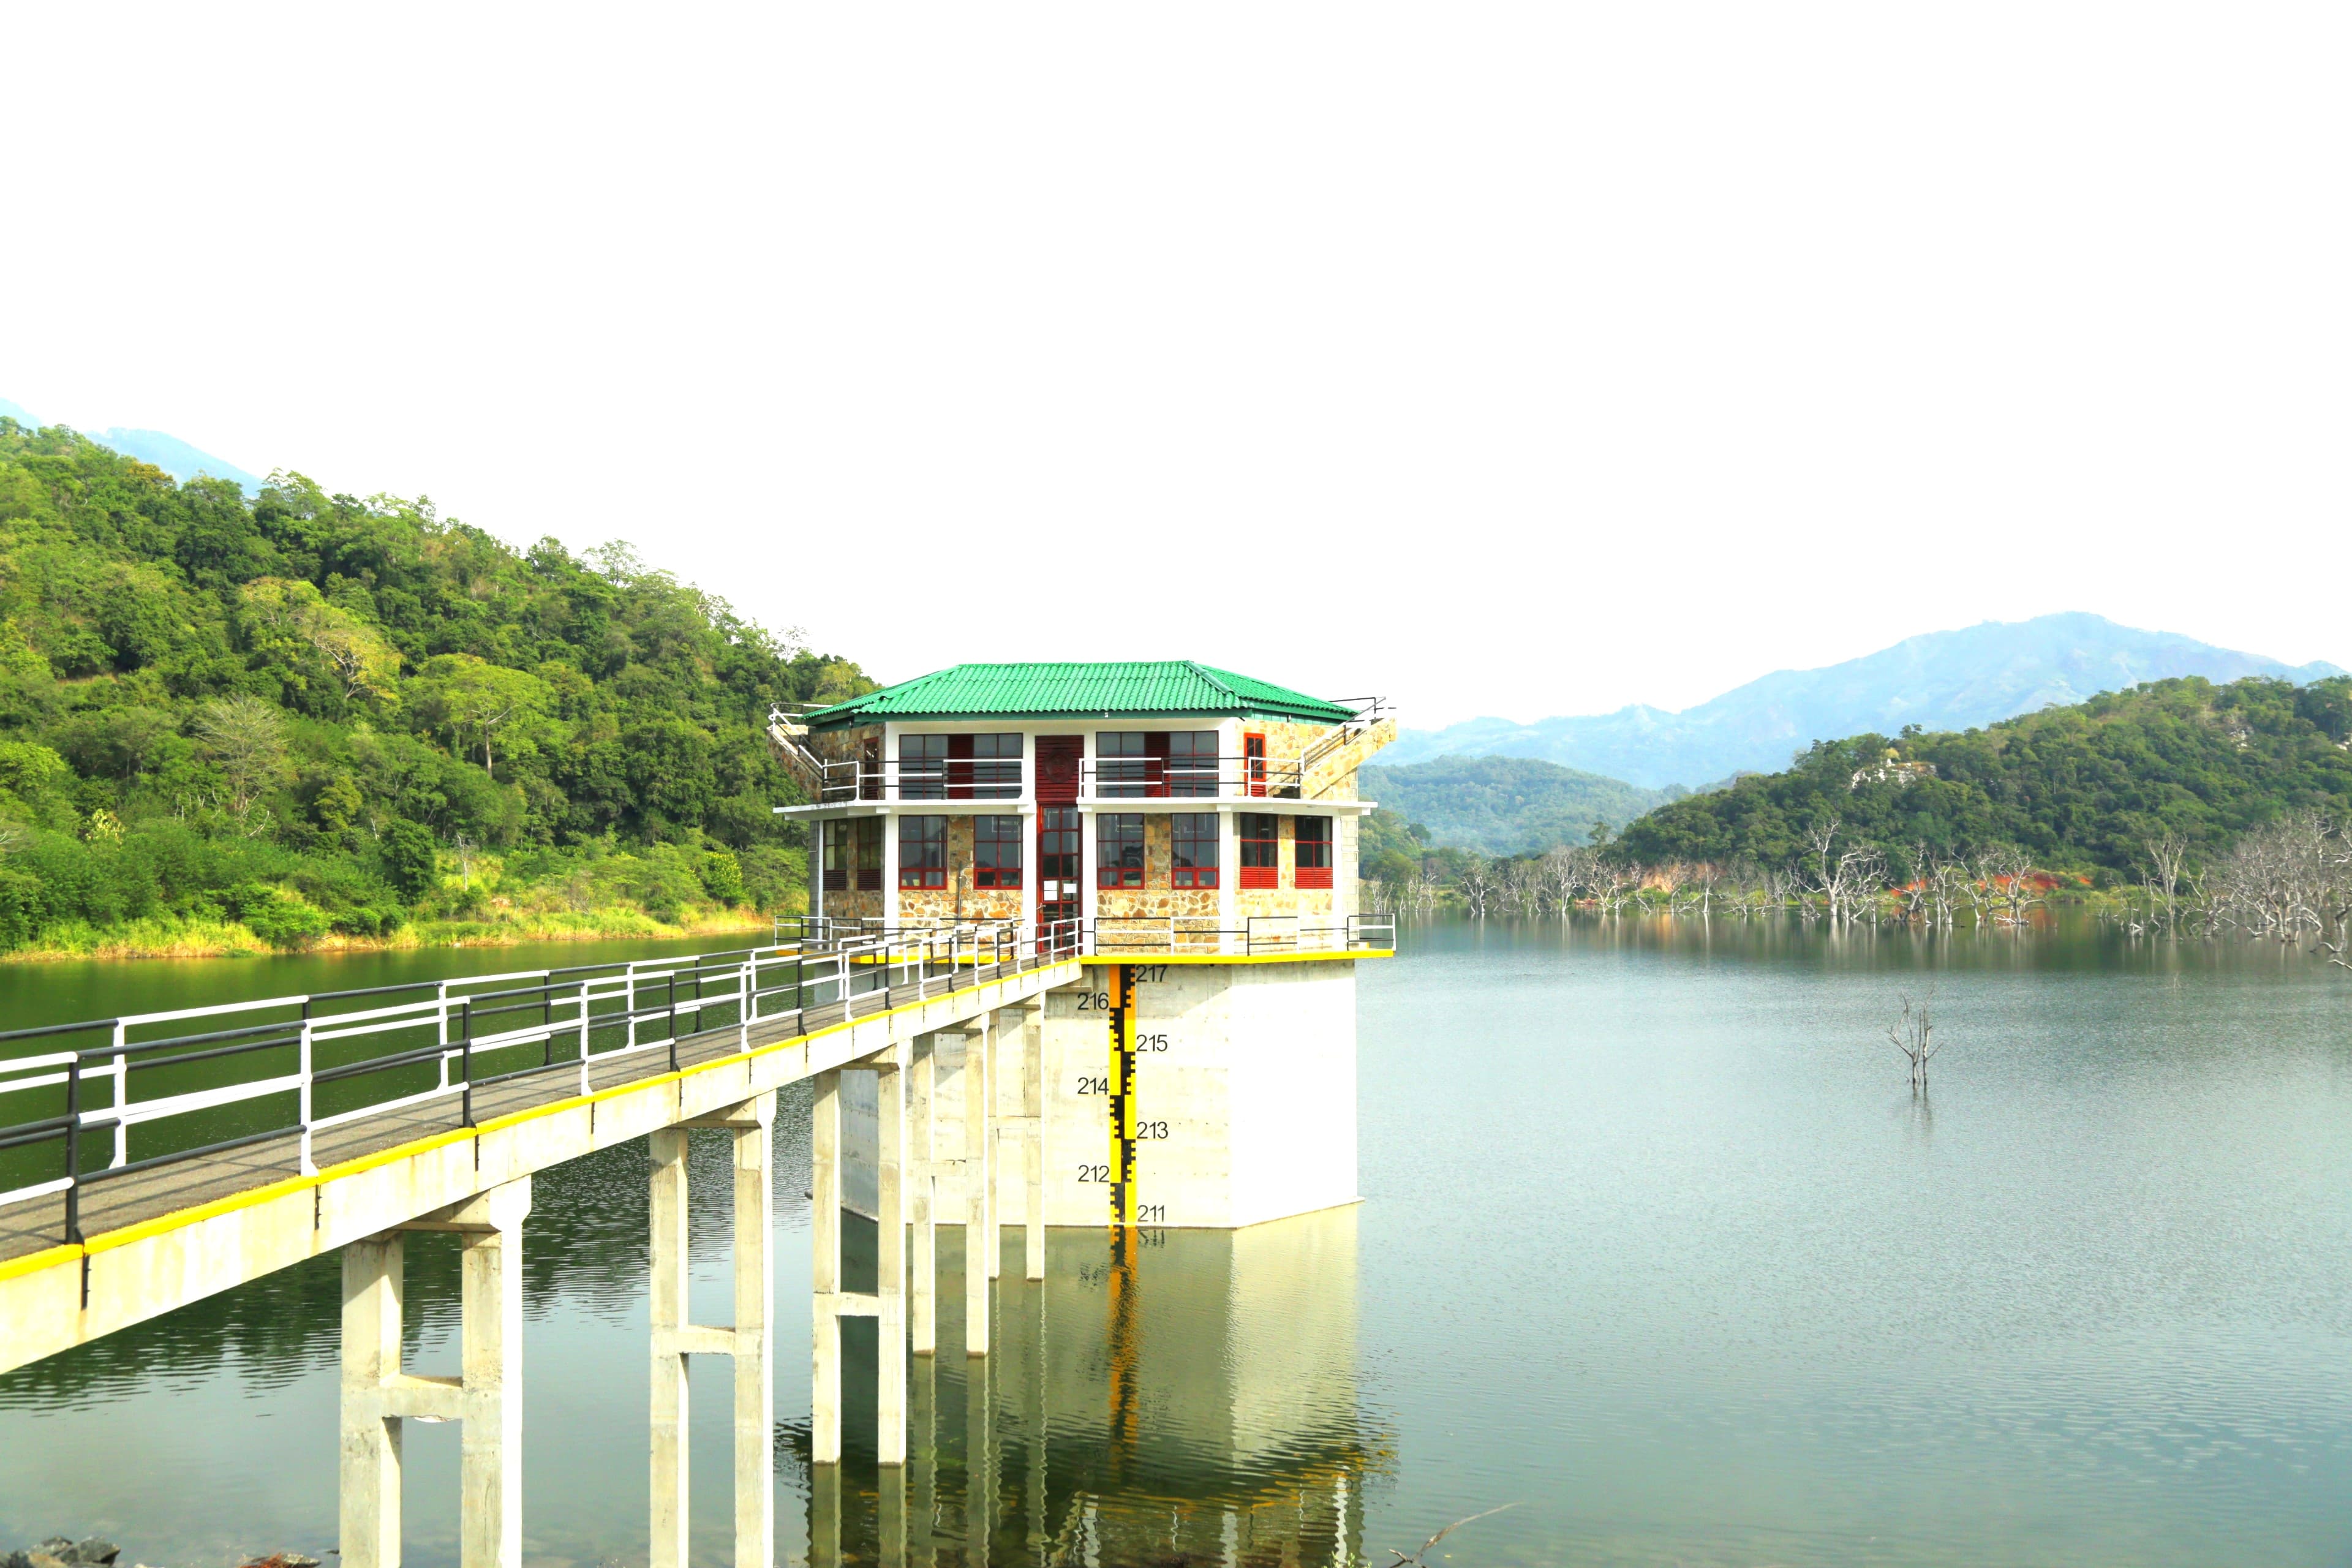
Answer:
[0, 918, 1388, 1568]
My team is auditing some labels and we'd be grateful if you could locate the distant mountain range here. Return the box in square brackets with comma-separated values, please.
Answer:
[0, 398, 262, 492]
[1389, 613, 2344, 789]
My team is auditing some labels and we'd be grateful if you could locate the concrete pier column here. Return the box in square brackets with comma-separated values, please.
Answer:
[811, 1068, 843, 1464]
[371, 1179, 532, 1568]
[650, 1091, 775, 1568]
[339, 1234, 405, 1568]
[1020, 1003, 1044, 1281]
[966, 1019, 993, 1355]
[728, 1098, 776, 1568]
[648, 1129, 691, 1568]
[911, 1036, 938, 1356]
[458, 1194, 527, 1568]
[342, 1180, 532, 1568]
[876, 1049, 908, 1466]
[981, 1012, 1002, 1283]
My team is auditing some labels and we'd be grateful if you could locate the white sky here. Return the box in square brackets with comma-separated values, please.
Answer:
[6, 5, 2346, 728]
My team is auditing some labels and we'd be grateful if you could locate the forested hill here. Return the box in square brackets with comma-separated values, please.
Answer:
[1611, 675, 2352, 880]
[1360, 755, 1676, 856]
[0, 420, 869, 952]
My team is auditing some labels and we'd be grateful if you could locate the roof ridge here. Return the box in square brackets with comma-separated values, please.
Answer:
[1183, 659, 1241, 699]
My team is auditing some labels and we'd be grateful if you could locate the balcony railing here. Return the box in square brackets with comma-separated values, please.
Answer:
[807, 756, 1027, 804]
[1080, 756, 1306, 801]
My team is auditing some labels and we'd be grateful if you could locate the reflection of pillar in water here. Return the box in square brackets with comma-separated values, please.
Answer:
[877, 1463, 906, 1568]
[965, 1337, 993, 1567]
[808, 1463, 840, 1568]
[1028, 1207, 1371, 1567]
[911, 1348, 938, 1556]
[1104, 1225, 1141, 1485]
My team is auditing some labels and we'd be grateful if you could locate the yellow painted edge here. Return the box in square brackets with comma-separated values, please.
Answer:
[10, 959, 1085, 1277]
[1079, 949, 1390, 966]
[0, 1241, 81, 1283]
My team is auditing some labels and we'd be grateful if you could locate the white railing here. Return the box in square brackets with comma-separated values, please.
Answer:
[0, 918, 1073, 1242]
[805, 756, 1027, 805]
[0, 914, 1395, 1245]
[1080, 756, 1308, 801]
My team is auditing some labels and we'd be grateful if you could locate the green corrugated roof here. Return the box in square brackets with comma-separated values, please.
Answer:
[805, 662, 1355, 729]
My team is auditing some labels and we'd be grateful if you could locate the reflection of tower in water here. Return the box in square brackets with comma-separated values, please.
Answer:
[805, 1204, 1382, 1566]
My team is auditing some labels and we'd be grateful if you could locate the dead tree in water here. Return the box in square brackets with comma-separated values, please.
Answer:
[1886, 993, 1942, 1091]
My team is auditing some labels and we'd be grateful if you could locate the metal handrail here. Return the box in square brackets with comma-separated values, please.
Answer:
[1080, 756, 1308, 800]
[0, 913, 1392, 1242]
[805, 756, 1028, 805]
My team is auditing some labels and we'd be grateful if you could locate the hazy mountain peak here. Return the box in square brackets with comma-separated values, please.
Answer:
[0, 399, 262, 493]
[1389, 613, 2343, 788]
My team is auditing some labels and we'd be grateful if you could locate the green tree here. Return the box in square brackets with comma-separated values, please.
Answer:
[410, 655, 550, 780]
[380, 819, 440, 900]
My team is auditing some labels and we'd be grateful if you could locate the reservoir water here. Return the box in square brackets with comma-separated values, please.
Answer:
[2, 918, 2349, 1566]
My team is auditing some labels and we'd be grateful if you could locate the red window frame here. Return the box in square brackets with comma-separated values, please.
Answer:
[973, 815, 1023, 888]
[1097, 813, 1145, 889]
[1171, 813, 1219, 889]
[898, 815, 945, 889]
[1244, 733, 1267, 797]
[1295, 815, 1333, 889]
[853, 817, 883, 891]
[1238, 813, 1279, 889]
[822, 820, 846, 891]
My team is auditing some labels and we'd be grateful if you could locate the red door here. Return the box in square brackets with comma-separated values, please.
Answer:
[1035, 736, 1083, 942]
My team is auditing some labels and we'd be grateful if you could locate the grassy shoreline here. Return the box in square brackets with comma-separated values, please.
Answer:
[0, 908, 778, 963]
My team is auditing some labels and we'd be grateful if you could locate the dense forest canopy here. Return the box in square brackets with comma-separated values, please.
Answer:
[1611, 675, 2352, 883]
[0, 420, 869, 950]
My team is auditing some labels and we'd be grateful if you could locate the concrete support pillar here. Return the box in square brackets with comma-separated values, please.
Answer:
[965, 1017, 993, 1355]
[650, 1093, 776, 1568]
[811, 1068, 843, 1465]
[648, 1129, 690, 1568]
[730, 1104, 775, 1568]
[1020, 1004, 1044, 1281]
[341, 1178, 532, 1568]
[911, 1037, 938, 1357]
[459, 1208, 525, 1568]
[876, 1051, 907, 1466]
[339, 1234, 404, 1568]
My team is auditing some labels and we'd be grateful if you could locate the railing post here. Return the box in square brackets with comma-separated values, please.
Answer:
[107, 1020, 128, 1170]
[299, 1006, 317, 1178]
[63, 1056, 81, 1246]
[578, 980, 592, 1097]
[667, 971, 680, 1073]
[437, 981, 453, 1091]
[460, 999, 476, 1127]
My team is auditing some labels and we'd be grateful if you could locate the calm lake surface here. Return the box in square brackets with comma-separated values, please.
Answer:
[4, 919, 2350, 1566]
